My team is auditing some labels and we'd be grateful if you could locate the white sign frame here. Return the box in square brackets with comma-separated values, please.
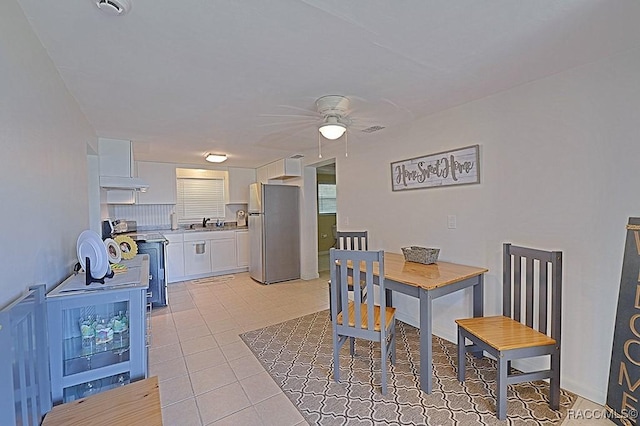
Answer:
[391, 145, 480, 191]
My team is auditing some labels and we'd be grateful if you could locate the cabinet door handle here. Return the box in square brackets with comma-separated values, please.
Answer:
[194, 242, 206, 254]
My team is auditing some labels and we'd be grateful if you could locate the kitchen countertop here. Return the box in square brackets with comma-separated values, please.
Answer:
[47, 254, 150, 297]
[154, 225, 248, 235]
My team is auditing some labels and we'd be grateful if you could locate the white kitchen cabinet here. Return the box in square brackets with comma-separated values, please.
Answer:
[236, 230, 249, 267]
[210, 236, 237, 272]
[228, 167, 256, 204]
[256, 165, 269, 184]
[270, 158, 301, 179]
[136, 162, 177, 205]
[257, 158, 301, 182]
[98, 138, 134, 178]
[183, 232, 212, 276]
[165, 233, 185, 283]
[106, 190, 135, 204]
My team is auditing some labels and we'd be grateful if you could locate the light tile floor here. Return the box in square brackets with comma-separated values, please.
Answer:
[150, 271, 613, 425]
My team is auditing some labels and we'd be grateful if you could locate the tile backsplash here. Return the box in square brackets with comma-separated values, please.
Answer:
[109, 204, 246, 228]
[112, 204, 174, 228]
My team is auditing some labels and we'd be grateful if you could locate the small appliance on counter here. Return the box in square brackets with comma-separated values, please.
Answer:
[236, 210, 247, 227]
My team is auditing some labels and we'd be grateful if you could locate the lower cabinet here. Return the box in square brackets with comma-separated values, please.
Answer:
[165, 233, 185, 283]
[46, 261, 149, 404]
[184, 239, 212, 276]
[175, 230, 248, 280]
[236, 230, 249, 267]
[211, 237, 237, 272]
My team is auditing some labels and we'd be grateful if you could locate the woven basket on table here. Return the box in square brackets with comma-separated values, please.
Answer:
[401, 246, 440, 264]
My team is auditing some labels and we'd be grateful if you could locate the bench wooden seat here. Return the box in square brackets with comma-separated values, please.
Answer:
[455, 316, 556, 351]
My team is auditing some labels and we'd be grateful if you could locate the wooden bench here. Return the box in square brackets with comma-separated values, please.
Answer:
[42, 376, 162, 426]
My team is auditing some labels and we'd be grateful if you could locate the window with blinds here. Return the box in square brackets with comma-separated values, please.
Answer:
[176, 177, 225, 223]
[318, 183, 337, 214]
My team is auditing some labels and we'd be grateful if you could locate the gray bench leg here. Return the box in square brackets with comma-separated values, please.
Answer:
[497, 356, 508, 420]
[457, 327, 466, 382]
[550, 350, 560, 410]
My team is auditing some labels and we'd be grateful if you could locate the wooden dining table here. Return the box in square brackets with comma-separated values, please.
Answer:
[344, 252, 488, 394]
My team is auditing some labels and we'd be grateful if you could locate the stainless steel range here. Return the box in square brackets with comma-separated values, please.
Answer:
[102, 220, 169, 307]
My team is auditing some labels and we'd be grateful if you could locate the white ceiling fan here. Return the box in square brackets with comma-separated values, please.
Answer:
[258, 95, 406, 157]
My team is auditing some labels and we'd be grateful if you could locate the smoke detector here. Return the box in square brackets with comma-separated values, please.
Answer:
[95, 0, 131, 16]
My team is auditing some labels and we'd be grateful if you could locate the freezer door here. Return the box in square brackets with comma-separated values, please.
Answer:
[248, 213, 264, 282]
[248, 183, 262, 213]
[263, 185, 300, 283]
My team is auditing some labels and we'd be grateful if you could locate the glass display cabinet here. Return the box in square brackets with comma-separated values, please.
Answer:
[46, 255, 150, 404]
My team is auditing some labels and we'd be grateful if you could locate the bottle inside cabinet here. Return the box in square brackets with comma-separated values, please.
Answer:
[62, 303, 131, 376]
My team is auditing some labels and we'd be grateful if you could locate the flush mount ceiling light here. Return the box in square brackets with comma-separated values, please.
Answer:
[205, 153, 227, 163]
[95, 0, 131, 16]
[318, 116, 347, 140]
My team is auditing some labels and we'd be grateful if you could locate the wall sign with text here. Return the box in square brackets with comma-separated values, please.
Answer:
[391, 145, 480, 191]
[606, 217, 640, 425]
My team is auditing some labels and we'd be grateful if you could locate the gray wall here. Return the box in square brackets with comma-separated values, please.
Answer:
[301, 49, 640, 404]
[0, 0, 95, 306]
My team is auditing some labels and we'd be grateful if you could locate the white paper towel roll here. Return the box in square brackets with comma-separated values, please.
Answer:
[170, 212, 178, 230]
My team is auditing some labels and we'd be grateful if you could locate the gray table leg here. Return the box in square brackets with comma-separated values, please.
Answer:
[419, 289, 433, 393]
[471, 275, 484, 358]
[473, 274, 484, 317]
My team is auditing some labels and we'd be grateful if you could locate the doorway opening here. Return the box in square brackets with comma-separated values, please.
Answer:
[316, 162, 336, 274]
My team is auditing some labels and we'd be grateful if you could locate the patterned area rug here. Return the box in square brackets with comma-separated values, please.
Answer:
[240, 310, 576, 425]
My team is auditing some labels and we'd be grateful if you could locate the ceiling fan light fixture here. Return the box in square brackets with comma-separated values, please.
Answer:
[205, 153, 227, 163]
[319, 117, 347, 140]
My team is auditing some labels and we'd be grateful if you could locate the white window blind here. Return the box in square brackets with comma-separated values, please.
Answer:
[318, 183, 337, 214]
[176, 177, 225, 223]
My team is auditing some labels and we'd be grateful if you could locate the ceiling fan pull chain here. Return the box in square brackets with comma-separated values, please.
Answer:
[318, 132, 323, 158]
[345, 131, 348, 157]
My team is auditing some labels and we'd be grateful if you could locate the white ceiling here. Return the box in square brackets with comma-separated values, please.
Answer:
[15, 0, 640, 168]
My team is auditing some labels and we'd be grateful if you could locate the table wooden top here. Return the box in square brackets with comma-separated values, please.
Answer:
[42, 376, 162, 426]
[382, 252, 488, 290]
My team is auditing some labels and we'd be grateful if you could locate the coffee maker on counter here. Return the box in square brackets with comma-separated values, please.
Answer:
[236, 210, 247, 227]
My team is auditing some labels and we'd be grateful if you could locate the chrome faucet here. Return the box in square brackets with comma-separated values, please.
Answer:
[202, 217, 210, 228]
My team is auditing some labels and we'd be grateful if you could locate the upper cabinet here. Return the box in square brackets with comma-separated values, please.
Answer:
[257, 158, 302, 183]
[99, 138, 149, 203]
[98, 138, 133, 178]
[227, 168, 256, 204]
[135, 162, 177, 205]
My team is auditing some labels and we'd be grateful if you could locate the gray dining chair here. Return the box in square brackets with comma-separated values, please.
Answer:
[328, 231, 368, 319]
[330, 248, 396, 394]
[456, 243, 563, 419]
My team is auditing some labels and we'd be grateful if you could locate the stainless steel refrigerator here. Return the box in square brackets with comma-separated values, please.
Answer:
[248, 183, 300, 284]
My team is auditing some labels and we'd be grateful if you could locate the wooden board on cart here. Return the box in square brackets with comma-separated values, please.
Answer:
[42, 376, 162, 426]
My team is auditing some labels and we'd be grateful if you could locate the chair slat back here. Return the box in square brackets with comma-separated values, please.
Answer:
[336, 231, 368, 251]
[503, 243, 562, 340]
[330, 249, 385, 332]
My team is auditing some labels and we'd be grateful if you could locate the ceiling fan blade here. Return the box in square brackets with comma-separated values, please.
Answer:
[258, 113, 318, 119]
[274, 103, 318, 114]
[256, 126, 318, 151]
[257, 120, 317, 129]
[344, 95, 414, 132]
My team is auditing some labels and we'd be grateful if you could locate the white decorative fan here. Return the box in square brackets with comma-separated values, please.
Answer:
[257, 95, 409, 157]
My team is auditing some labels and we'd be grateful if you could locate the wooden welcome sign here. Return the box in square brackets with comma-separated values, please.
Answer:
[390, 145, 480, 191]
[606, 217, 640, 424]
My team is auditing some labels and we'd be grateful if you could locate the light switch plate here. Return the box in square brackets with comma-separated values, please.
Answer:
[447, 215, 457, 229]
